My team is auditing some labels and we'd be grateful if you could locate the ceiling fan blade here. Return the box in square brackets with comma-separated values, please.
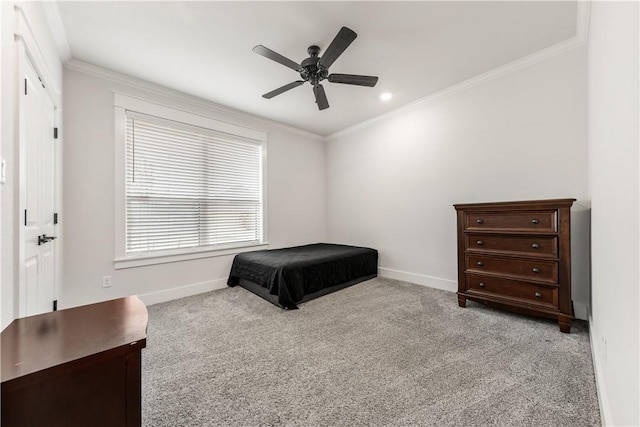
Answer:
[253, 45, 304, 72]
[318, 27, 357, 69]
[313, 84, 329, 110]
[328, 74, 378, 87]
[262, 81, 305, 99]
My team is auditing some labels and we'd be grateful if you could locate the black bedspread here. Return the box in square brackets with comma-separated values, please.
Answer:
[227, 243, 378, 309]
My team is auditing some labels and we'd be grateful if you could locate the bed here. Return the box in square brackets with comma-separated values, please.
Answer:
[227, 243, 378, 309]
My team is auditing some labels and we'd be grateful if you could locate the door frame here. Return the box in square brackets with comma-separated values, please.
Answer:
[15, 6, 62, 316]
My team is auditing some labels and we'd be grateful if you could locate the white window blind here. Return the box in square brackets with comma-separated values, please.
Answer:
[125, 111, 263, 254]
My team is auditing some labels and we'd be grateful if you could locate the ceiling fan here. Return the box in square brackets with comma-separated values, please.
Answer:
[253, 27, 379, 111]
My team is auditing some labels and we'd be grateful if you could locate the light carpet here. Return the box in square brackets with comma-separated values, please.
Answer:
[142, 277, 600, 426]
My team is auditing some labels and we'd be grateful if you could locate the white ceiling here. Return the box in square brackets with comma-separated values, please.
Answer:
[55, 1, 578, 136]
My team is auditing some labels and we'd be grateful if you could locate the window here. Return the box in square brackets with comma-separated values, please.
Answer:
[114, 95, 267, 268]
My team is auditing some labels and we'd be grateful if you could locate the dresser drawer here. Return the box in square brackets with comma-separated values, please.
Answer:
[465, 234, 558, 258]
[466, 274, 558, 308]
[465, 254, 558, 283]
[465, 210, 557, 232]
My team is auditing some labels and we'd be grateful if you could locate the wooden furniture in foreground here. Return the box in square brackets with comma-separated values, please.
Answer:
[454, 199, 575, 333]
[1, 296, 148, 427]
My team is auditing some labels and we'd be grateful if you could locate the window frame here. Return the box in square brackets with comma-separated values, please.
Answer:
[113, 93, 268, 269]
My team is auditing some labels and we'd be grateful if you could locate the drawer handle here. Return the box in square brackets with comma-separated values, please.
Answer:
[477, 261, 484, 267]
[532, 267, 540, 273]
[479, 282, 486, 288]
[534, 292, 542, 298]
[476, 240, 484, 246]
[476, 219, 484, 224]
[531, 243, 540, 249]
[531, 219, 539, 224]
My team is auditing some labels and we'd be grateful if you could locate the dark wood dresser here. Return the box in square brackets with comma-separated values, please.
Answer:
[454, 199, 575, 333]
[1, 296, 148, 426]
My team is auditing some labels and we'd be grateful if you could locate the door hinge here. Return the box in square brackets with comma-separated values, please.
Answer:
[53, 212, 58, 224]
[53, 128, 58, 139]
[24, 78, 27, 95]
[24, 209, 27, 226]
[53, 300, 58, 311]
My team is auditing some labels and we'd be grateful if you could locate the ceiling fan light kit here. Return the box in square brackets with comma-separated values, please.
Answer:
[253, 27, 379, 111]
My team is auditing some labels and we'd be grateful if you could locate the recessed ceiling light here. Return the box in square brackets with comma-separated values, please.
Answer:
[380, 92, 392, 101]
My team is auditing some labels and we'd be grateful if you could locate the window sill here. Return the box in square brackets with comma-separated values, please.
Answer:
[113, 242, 268, 270]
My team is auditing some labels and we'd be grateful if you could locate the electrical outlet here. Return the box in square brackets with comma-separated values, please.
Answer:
[102, 275, 112, 288]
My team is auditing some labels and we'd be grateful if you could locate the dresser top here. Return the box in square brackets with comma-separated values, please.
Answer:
[454, 198, 576, 211]
[1, 296, 148, 383]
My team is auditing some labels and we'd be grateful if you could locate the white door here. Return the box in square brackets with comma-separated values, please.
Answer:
[20, 60, 56, 317]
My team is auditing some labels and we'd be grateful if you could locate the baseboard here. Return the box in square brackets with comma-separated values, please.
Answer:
[138, 278, 227, 306]
[378, 267, 458, 292]
[138, 271, 588, 319]
[379, 267, 589, 320]
[588, 315, 610, 426]
[139, 270, 455, 306]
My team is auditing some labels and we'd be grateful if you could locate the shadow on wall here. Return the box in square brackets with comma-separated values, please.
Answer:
[571, 204, 591, 320]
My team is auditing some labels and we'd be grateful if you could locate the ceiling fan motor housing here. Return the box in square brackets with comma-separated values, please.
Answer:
[300, 46, 328, 85]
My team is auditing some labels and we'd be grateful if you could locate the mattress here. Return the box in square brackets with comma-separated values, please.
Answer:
[227, 243, 378, 309]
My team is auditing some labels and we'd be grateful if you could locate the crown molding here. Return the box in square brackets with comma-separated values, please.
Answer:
[576, 0, 591, 44]
[42, 1, 71, 63]
[64, 59, 325, 142]
[327, 2, 591, 141]
[62, 1, 591, 143]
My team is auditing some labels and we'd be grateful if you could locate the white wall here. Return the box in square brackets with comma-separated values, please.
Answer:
[1, 2, 63, 329]
[587, 2, 639, 425]
[326, 47, 590, 318]
[62, 64, 326, 308]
